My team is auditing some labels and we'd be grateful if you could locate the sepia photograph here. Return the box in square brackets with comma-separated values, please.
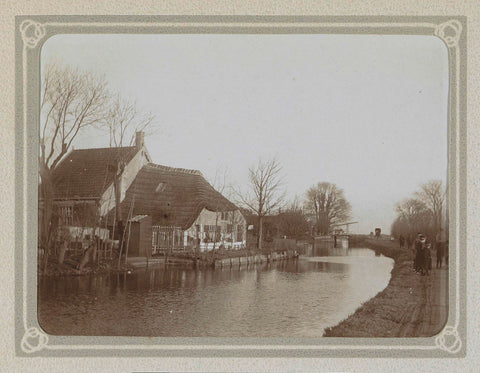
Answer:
[36, 31, 451, 339]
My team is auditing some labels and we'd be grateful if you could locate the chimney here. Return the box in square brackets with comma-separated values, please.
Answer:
[135, 131, 145, 150]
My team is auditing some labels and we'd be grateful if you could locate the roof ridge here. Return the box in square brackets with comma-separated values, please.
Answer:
[146, 162, 202, 176]
[71, 146, 136, 152]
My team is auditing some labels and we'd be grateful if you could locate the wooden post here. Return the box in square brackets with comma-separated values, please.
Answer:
[119, 193, 135, 269]
[124, 218, 133, 267]
[110, 206, 117, 260]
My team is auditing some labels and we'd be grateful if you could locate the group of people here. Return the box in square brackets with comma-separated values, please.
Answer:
[398, 231, 448, 276]
[413, 234, 433, 276]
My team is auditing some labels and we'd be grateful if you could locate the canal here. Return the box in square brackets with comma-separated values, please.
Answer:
[38, 248, 394, 337]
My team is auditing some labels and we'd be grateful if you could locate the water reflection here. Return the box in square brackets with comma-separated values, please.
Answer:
[38, 248, 393, 337]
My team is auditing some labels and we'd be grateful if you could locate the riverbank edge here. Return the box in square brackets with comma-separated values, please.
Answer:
[38, 248, 300, 277]
[323, 238, 421, 337]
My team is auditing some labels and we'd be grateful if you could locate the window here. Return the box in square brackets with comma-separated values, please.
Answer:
[155, 182, 167, 193]
[205, 225, 221, 233]
[60, 206, 73, 225]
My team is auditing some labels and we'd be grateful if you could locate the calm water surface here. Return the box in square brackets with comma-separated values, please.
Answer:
[38, 248, 393, 337]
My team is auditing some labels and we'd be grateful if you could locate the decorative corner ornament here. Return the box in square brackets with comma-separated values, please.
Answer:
[20, 20, 46, 49]
[435, 325, 462, 354]
[21, 327, 49, 353]
[434, 20, 463, 48]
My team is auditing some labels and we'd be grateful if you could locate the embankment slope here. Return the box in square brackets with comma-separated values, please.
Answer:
[324, 238, 448, 337]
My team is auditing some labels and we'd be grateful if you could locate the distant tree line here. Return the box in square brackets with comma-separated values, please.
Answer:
[391, 180, 446, 242]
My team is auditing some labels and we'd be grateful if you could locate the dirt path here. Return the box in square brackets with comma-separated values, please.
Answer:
[423, 265, 449, 335]
[395, 265, 448, 337]
[324, 239, 449, 337]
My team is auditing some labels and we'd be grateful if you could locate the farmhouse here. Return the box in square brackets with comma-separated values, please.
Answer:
[49, 132, 246, 256]
[113, 163, 247, 257]
[50, 132, 150, 243]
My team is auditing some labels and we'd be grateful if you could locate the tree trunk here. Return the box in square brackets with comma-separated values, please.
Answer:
[39, 162, 56, 272]
[258, 215, 263, 252]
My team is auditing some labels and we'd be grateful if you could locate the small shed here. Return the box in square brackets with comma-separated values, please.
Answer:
[127, 215, 152, 258]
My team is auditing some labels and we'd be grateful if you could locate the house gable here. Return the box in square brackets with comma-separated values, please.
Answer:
[99, 145, 150, 216]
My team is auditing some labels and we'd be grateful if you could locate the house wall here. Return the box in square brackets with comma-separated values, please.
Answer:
[186, 208, 247, 251]
[192, 208, 229, 226]
[99, 184, 115, 217]
[99, 146, 150, 217]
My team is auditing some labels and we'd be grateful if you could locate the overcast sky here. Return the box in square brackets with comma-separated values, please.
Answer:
[41, 34, 448, 234]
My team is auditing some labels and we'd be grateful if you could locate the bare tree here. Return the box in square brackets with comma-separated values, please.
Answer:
[304, 182, 351, 235]
[395, 198, 432, 238]
[287, 195, 303, 213]
[104, 94, 154, 148]
[414, 180, 445, 237]
[40, 63, 109, 172]
[39, 63, 109, 270]
[235, 158, 286, 251]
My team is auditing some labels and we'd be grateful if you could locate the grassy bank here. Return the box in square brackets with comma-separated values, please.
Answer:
[323, 238, 429, 337]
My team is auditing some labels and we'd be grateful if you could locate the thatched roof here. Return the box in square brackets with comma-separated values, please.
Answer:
[116, 163, 239, 229]
[52, 146, 138, 199]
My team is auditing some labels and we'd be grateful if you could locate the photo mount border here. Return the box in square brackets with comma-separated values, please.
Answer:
[15, 15, 467, 358]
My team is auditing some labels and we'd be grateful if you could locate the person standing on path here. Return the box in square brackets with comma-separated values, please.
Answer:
[414, 233, 425, 273]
